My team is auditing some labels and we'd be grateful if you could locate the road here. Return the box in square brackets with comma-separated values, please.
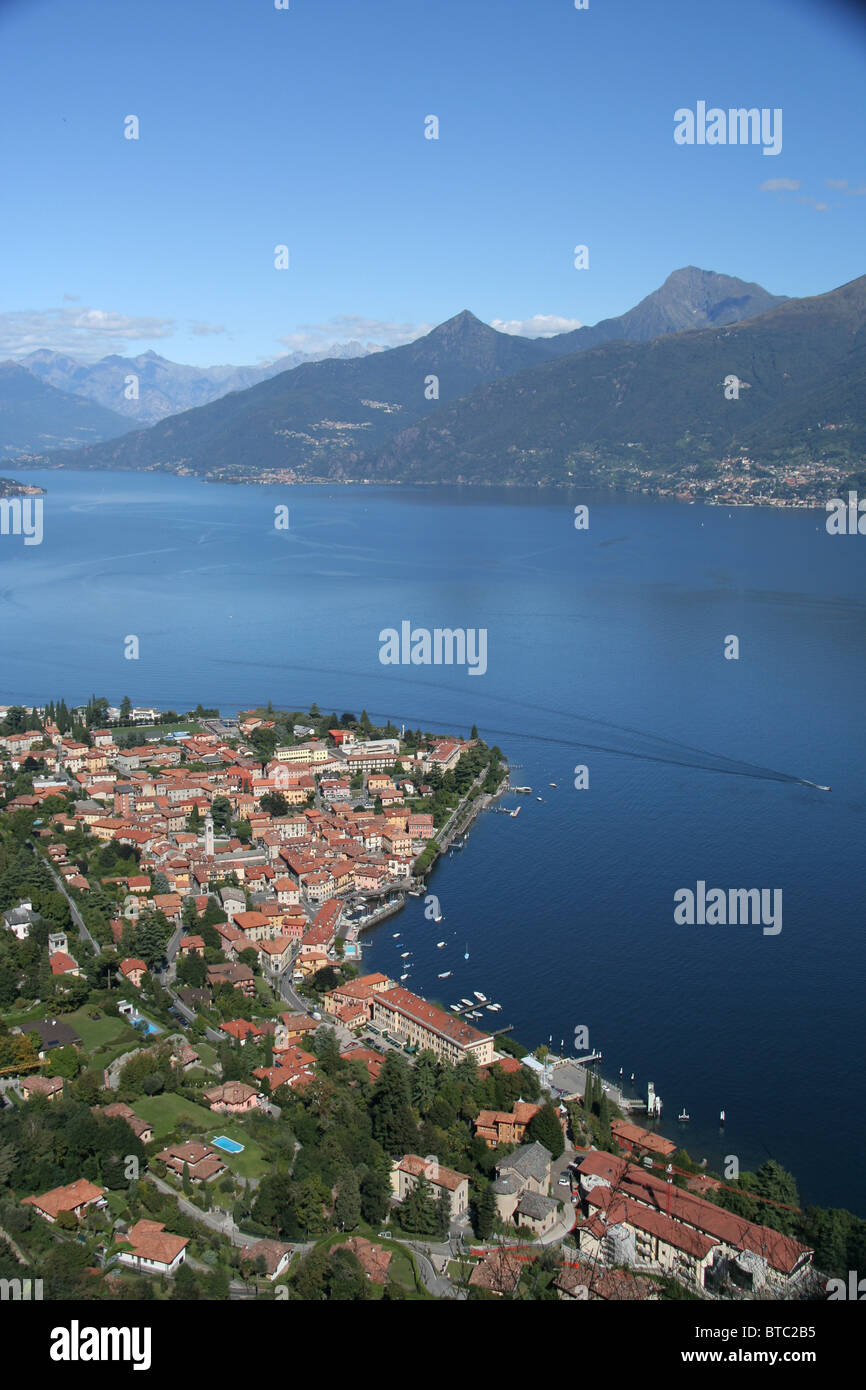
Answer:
[32, 844, 100, 958]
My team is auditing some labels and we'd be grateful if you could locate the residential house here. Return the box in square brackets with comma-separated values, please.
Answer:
[473, 1100, 542, 1148]
[114, 1219, 188, 1277]
[20, 1075, 65, 1102]
[391, 1155, 469, 1216]
[119, 958, 148, 989]
[155, 1141, 227, 1183]
[22, 1179, 107, 1224]
[203, 1081, 259, 1114]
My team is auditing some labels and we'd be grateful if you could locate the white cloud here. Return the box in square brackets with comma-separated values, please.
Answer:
[278, 314, 432, 353]
[760, 178, 801, 192]
[490, 313, 583, 338]
[826, 178, 848, 189]
[0, 305, 175, 359]
[796, 196, 829, 211]
[190, 321, 227, 336]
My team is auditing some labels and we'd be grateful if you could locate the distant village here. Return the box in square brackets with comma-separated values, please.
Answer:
[0, 700, 825, 1300]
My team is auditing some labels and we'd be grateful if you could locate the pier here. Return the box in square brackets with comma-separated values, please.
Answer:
[537, 1053, 648, 1113]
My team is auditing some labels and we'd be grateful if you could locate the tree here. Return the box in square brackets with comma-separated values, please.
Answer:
[260, 791, 288, 818]
[360, 1168, 391, 1226]
[51, 1046, 79, 1080]
[334, 1169, 361, 1232]
[250, 727, 278, 766]
[400, 1174, 439, 1236]
[370, 1052, 417, 1156]
[527, 1101, 565, 1160]
[473, 1182, 497, 1240]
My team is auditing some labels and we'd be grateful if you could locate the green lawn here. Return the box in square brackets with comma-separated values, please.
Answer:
[134, 1092, 216, 1138]
[204, 1128, 265, 1180]
[61, 1008, 137, 1053]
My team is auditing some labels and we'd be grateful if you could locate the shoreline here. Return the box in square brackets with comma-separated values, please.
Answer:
[9, 461, 838, 511]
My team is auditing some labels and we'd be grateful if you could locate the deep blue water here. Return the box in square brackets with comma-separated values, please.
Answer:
[2, 469, 864, 1214]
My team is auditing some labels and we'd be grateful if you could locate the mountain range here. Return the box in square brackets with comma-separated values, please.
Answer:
[19, 341, 385, 425]
[7, 267, 863, 490]
[373, 274, 866, 487]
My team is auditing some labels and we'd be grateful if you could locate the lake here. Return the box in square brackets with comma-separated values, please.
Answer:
[2, 468, 864, 1213]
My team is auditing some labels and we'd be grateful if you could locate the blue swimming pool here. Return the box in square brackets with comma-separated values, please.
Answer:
[133, 1016, 162, 1035]
[211, 1135, 244, 1154]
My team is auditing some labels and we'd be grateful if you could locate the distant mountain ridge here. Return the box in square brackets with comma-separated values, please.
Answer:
[21, 341, 386, 425]
[28, 268, 797, 480]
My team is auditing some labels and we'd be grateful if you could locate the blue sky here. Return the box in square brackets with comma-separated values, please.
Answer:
[1, 0, 864, 365]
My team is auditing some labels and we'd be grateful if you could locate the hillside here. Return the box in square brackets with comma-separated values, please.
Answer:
[34, 312, 555, 479]
[373, 275, 866, 487]
[0, 364, 133, 459]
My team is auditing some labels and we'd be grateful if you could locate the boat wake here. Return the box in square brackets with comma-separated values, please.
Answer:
[215, 656, 827, 790]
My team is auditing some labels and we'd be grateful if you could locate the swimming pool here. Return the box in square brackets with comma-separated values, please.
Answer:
[211, 1135, 244, 1154]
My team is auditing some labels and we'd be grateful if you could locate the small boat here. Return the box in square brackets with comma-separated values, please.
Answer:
[450, 1004, 461, 1012]
[678, 1109, 690, 1123]
[510, 806, 521, 818]
[392, 933, 400, 938]
[438, 971, 452, 979]
[460, 998, 474, 1008]
[400, 951, 410, 958]
[400, 973, 409, 981]
[536, 796, 543, 802]
[720, 1110, 726, 1124]
[469, 1011, 483, 1019]
[549, 782, 557, 788]
[433, 913, 443, 923]
[473, 991, 487, 1002]
[486, 1002, 501, 1012]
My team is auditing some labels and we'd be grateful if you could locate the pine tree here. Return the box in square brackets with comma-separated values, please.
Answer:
[527, 1101, 565, 1159]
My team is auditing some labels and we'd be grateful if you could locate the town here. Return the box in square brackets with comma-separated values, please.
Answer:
[0, 698, 842, 1300]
